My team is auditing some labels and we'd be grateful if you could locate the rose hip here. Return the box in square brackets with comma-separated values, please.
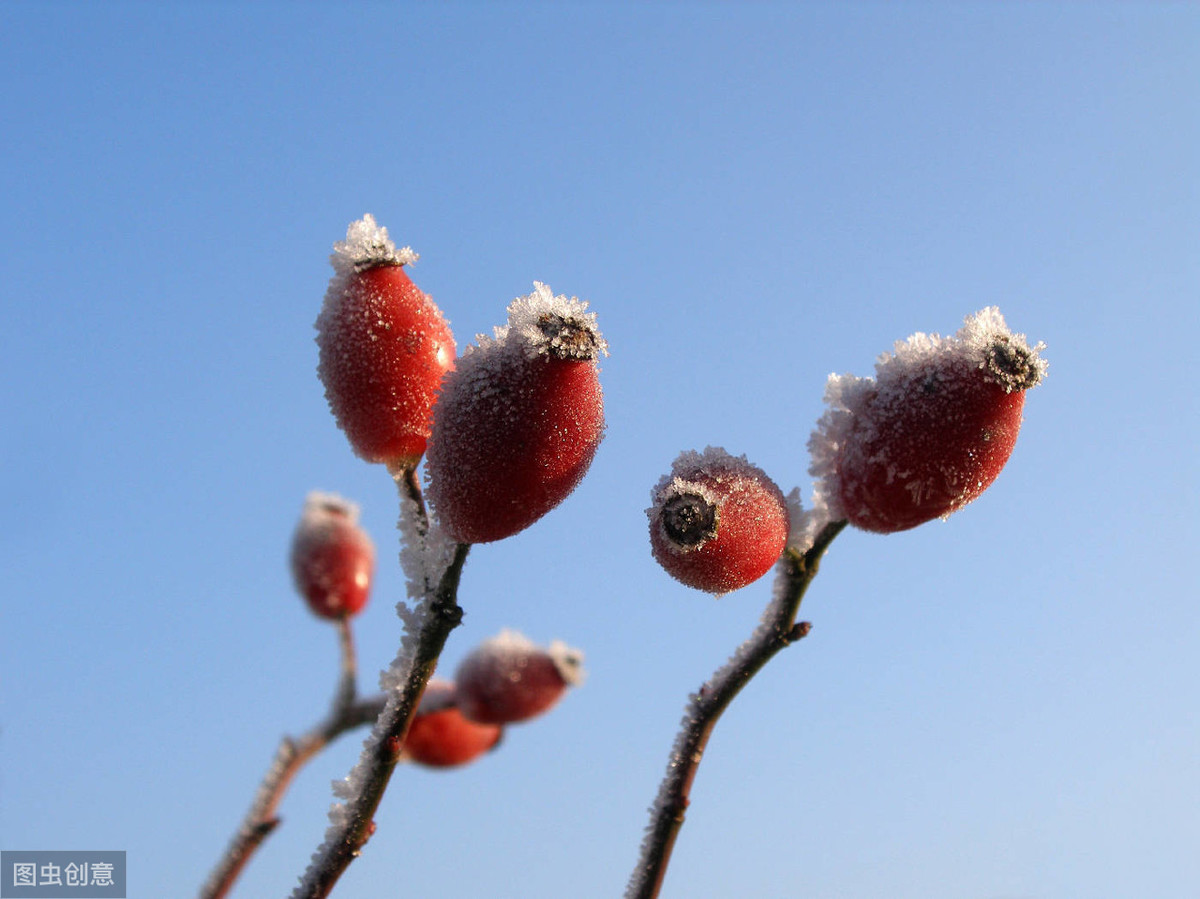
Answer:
[289, 492, 375, 620]
[809, 307, 1047, 533]
[648, 447, 791, 594]
[315, 215, 455, 472]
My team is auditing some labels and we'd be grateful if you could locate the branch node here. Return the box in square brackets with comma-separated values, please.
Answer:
[788, 621, 813, 642]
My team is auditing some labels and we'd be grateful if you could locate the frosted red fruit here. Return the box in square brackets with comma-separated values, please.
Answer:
[402, 680, 503, 768]
[809, 307, 1047, 534]
[425, 282, 607, 543]
[648, 447, 791, 594]
[315, 215, 456, 472]
[455, 630, 585, 725]
[289, 492, 375, 620]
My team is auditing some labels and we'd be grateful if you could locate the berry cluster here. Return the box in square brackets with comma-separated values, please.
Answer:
[316, 217, 607, 544]
[288, 487, 584, 768]
[305, 217, 599, 776]
[404, 632, 584, 768]
[210, 217, 1050, 899]
[646, 308, 1046, 593]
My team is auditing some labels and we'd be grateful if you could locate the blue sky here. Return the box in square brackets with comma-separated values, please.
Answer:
[1, 3, 1197, 898]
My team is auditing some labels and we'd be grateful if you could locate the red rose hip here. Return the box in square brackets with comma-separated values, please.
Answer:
[809, 307, 1047, 533]
[289, 492, 375, 620]
[425, 283, 607, 543]
[402, 680, 503, 768]
[315, 214, 456, 473]
[455, 630, 585, 725]
[648, 447, 791, 594]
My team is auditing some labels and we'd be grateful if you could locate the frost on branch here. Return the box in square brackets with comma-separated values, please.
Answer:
[781, 487, 828, 558]
[289, 488, 463, 899]
[808, 307, 1047, 532]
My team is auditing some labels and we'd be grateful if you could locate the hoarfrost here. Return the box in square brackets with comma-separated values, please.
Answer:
[647, 447, 776, 540]
[298, 490, 361, 525]
[468, 629, 587, 688]
[319, 215, 419, 338]
[329, 213, 418, 275]
[397, 482, 457, 603]
[292, 620, 433, 899]
[626, 608, 777, 898]
[498, 281, 609, 361]
[547, 639, 587, 687]
[781, 487, 829, 557]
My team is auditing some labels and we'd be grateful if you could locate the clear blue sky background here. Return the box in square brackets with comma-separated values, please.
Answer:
[1, 3, 1197, 898]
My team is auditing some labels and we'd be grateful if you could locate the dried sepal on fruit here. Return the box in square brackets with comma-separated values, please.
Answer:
[648, 447, 790, 595]
[425, 283, 607, 543]
[289, 492, 375, 620]
[401, 680, 503, 769]
[809, 307, 1047, 533]
[455, 630, 585, 725]
[315, 214, 456, 473]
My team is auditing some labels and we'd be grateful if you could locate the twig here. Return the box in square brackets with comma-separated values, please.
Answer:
[626, 519, 847, 899]
[287, 469, 471, 899]
[199, 619, 383, 899]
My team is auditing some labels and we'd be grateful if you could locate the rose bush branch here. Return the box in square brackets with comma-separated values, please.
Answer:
[274, 217, 606, 897]
[199, 619, 385, 899]
[626, 518, 846, 899]
[630, 308, 1046, 896]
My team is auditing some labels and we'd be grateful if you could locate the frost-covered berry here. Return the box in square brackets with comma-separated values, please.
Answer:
[315, 215, 456, 473]
[455, 630, 585, 725]
[648, 447, 791, 594]
[425, 283, 607, 543]
[402, 680, 503, 769]
[289, 492, 375, 620]
[809, 307, 1047, 533]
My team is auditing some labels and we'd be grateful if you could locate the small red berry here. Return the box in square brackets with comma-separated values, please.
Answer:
[455, 630, 585, 725]
[809, 307, 1047, 533]
[648, 447, 791, 594]
[425, 283, 607, 543]
[402, 680, 503, 769]
[289, 492, 375, 620]
[315, 215, 456, 473]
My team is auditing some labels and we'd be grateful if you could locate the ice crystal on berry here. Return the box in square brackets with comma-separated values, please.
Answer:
[328, 213, 418, 276]
[476, 629, 587, 687]
[499, 281, 609, 361]
[297, 491, 360, 527]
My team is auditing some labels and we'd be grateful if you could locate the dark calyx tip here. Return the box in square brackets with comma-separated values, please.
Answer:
[536, 313, 603, 361]
[661, 492, 719, 549]
[983, 334, 1045, 392]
